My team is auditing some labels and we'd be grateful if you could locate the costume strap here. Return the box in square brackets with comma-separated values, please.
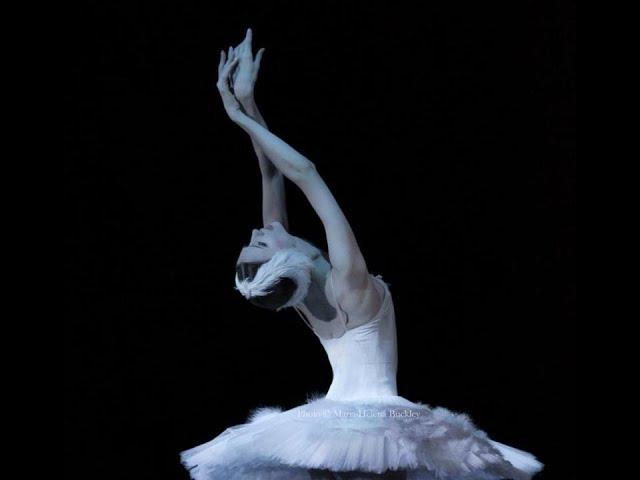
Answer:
[292, 305, 316, 334]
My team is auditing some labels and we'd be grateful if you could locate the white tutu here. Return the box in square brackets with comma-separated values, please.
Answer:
[181, 275, 543, 479]
[181, 395, 542, 480]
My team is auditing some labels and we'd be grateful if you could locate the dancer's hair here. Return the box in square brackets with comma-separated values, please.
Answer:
[235, 248, 314, 311]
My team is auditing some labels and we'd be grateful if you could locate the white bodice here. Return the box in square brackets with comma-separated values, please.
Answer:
[318, 275, 398, 401]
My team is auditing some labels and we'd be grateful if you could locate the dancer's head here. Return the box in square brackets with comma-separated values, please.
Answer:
[235, 221, 322, 310]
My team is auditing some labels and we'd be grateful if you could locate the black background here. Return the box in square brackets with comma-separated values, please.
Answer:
[65, 1, 576, 479]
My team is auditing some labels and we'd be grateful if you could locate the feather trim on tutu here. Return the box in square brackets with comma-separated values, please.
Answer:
[248, 406, 284, 424]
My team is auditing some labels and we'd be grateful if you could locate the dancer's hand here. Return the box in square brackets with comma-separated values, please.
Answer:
[228, 28, 265, 106]
[216, 50, 242, 121]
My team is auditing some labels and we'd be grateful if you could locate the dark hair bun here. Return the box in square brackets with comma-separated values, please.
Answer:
[236, 262, 297, 311]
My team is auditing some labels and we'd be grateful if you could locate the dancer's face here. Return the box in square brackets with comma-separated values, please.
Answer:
[237, 221, 296, 264]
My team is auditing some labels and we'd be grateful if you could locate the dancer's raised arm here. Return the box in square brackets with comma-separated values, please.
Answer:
[222, 29, 288, 229]
[217, 50, 375, 305]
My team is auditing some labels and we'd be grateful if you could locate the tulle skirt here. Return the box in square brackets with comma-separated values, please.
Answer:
[180, 395, 542, 480]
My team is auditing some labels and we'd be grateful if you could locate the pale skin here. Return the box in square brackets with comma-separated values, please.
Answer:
[218, 29, 383, 334]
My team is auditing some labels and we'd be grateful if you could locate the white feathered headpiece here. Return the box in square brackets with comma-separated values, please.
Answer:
[234, 248, 314, 310]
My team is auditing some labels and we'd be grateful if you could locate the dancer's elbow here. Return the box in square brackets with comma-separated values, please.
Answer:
[289, 159, 317, 183]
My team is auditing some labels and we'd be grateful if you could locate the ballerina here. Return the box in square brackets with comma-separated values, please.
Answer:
[180, 29, 543, 480]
